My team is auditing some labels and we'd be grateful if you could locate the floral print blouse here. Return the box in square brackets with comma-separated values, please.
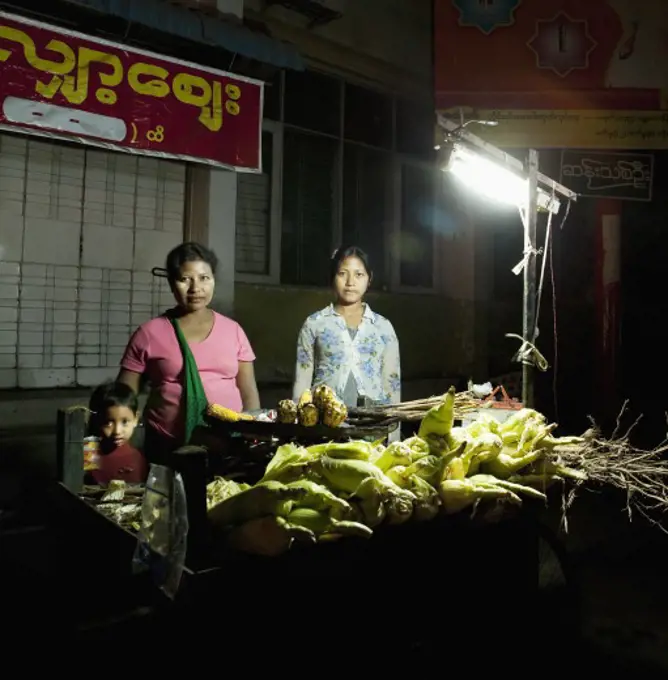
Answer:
[292, 304, 401, 406]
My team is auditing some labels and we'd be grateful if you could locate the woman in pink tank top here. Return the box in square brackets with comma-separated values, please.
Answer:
[117, 242, 260, 456]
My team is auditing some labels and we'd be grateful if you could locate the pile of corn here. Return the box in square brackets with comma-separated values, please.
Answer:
[277, 385, 348, 428]
[207, 387, 586, 556]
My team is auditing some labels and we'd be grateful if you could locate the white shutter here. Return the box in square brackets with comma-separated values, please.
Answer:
[0, 133, 186, 388]
[0, 133, 26, 387]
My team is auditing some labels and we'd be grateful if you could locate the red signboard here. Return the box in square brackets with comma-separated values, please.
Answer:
[0, 11, 263, 171]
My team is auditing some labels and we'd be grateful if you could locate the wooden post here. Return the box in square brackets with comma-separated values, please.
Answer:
[56, 407, 88, 493]
[594, 199, 622, 419]
[171, 445, 210, 570]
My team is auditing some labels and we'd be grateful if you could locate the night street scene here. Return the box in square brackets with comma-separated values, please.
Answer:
[1, 0, 668, 671]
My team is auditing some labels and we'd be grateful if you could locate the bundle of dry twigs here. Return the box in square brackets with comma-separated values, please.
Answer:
[348, 391, 481, 425]
[548, 403, 668, 532]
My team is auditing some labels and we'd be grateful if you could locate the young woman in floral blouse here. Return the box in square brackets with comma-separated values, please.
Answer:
[292, 246, 401, 409]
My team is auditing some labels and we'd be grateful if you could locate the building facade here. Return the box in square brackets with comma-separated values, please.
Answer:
[0, 0, 488, 400]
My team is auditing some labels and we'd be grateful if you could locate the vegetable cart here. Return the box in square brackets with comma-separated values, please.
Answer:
[50, 397, 583, 657]
[48, 478, 542, 661]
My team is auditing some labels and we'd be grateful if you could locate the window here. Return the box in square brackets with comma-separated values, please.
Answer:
[344, 83, 393, 150]
[235, 130, 274, 276]
[396, 96, 435, 160]
[342, 144, 391, 288]
[283, 70, 341, 136]
[398, 162, 435, 289]
[263, 70, 282, 122]
[234, 69, 439, 292]
[280, 129, 338, 287]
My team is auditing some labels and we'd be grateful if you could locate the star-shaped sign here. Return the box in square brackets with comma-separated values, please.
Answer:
[528, 12, 597, 77]
[452, 0, 522, 36]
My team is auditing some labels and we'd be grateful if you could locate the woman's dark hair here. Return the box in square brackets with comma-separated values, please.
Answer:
[165, 242, 218, 282]
[329, 245, 372, 282]
[88, 382, 139, 431]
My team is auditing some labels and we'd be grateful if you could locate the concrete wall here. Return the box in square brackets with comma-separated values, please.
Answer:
[234, 282, 483, 387]
[208, 170, 238, 316]
[217, 0, 244, 20]
[245, 0, 433, 94]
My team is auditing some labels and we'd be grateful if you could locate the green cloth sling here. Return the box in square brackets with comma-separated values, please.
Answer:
[170, 317, 208, 446]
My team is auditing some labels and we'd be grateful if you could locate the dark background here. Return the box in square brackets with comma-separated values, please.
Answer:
[485, 149, 668, 448]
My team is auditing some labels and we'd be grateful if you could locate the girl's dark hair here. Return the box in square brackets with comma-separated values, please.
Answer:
[88, 382, 139, 430]
[165, 242, 218, 282]
[329, 245, 372, 282]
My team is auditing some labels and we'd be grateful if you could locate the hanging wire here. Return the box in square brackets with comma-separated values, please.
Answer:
[550, 221, 559, 422]
[549, 198, 572, 422]
[509, 195, 573, 385]
[509, 200, 548, 371]
[532, 207, 553, 343]
[532, 184, 570, 345]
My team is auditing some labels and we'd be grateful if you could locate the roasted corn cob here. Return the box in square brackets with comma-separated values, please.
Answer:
[207, 403, 254, 422]
[297, 402, 319, 427]
[277, 399, 298, 424]
[322, 400, 348, 427]
[313, 384, 336, 409]
[297, 389, 313, 409]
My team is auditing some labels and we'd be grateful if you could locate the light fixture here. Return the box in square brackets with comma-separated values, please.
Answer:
[444, 144, 561, 214]
[437, 112, 577, 408]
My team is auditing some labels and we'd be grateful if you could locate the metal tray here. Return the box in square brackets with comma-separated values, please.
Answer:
[203, 414, 394, 442]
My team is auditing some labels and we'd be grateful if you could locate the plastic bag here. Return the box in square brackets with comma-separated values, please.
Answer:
[132, 464, 188, 600]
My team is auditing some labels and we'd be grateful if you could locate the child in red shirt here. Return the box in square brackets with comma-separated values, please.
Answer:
[88, 382, 148, 485]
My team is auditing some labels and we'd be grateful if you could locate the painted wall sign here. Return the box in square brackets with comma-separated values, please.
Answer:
[435, 0, 668, 149]
[559, 149, 653, 201]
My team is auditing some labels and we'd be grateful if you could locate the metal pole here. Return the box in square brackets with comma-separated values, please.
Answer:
[522, 149, 539, 408]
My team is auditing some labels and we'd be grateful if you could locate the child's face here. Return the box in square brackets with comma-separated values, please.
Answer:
[100, 405, 138, 449]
